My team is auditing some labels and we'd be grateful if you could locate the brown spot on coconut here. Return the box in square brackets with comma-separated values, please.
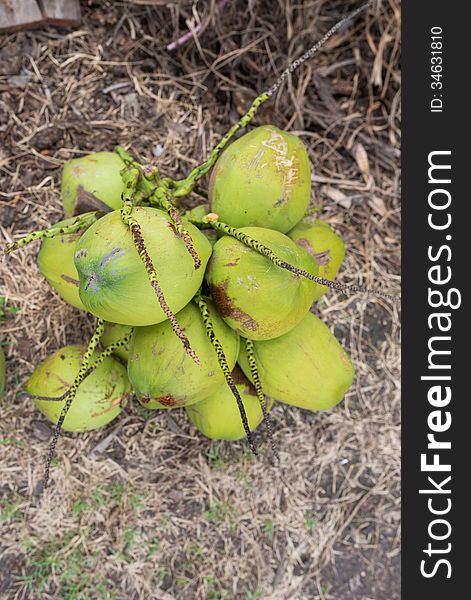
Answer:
[208, 280, 259, 334]
[205, 226, 320, 340]
[61, 151, 126, 217]
[60, 274, 80, 287]
[288, 218, 346, 301]
[157, 395, 179, 407]
[92, 394, 124, 418]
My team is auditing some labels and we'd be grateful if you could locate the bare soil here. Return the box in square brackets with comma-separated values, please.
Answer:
[0, 1, 400, 598]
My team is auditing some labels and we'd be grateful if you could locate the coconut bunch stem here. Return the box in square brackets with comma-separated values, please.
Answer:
[119, 165, 201, 365]
[172, 3, 372, 198]
[244, 339, 279, 462]
[116, 147, 202, 270]
[266, 2, 372, 97]
[100, 331, 133, 360]
[42, 319, 106, 489]
[150, 182, 202, 270]
[173, 92, 270, 198]
[304, 206, 323, 217]
[3, 212, 100, 254]
[6, 2, 388, 488]
[114, 145, 136, 165]
[201, 219, 400, 303]
[194, 291, 257, 455]
[115, 146, 156, 206]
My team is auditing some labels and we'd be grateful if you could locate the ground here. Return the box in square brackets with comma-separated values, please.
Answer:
[0, 1, 401, 599]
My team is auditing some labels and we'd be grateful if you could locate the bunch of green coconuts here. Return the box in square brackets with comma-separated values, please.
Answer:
[25, 125, 353, 445]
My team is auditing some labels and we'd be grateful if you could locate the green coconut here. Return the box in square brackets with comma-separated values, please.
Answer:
[289, 219, 345, 301]
[205, 226, 320, 340]
[185, 366, 273, 440]
[26, 345, 130, 432]
[74, 207, 212, 326]
[37, 214, 96, 311]
[101, 322, 132, 362]
[128, 300, 240, 408]
[238, 311, 354, 411]
[0, 346, 5, 399]
[61, 152, 126, 217]
[209, 125, 311, 233]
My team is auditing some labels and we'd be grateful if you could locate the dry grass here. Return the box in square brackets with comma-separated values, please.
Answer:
[0, 1, 400, 598]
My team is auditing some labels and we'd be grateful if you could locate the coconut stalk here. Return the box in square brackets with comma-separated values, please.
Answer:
[116, 147, 201, 269]
[191, 214, 400, 303]
[194, 290, 257, 455]
[119, 164, 202, 365]
[28, 330, 133, 403]
[42, 318, 105, 489]
[4, 212, 101, 254]
[244, 339, 279, 461]
[172, 2, 372, 198]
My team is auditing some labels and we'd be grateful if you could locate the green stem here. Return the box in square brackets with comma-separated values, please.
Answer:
[194, 291, 257, 455]
[207, 219, 400, 303]
[245, 339, 279, 462]
[29, 331, 133, 403]
[150, 184, 201, 269]
[149, 4, 371, 201]
[116, 146, 158, 206]
[42, 319, 105, 489]
[119, 167, 201, 365]
[304, 206, 323, 217]
[4, 212, 100, 254]
[266, 3, 372, 97]
[99, 331, 132, 358]
[115, 145, 136, 165]
[120, 160, 201, 270]
[174, 92, 270, 198]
